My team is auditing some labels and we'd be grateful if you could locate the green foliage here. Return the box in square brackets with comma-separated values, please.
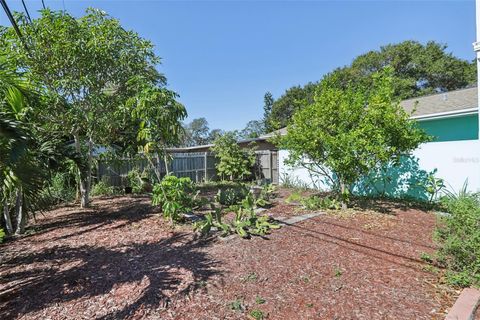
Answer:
[0, 57, 71, 234]
[265, 41, 476, 128]
[126, 168, 147, 194]
[280, 67, 429, 208]
[242, 271, 259, 282]
[228, 298, 245, 312]
[0, 228, 5, 243]
[231, 195, 280, 238]
[254, 184, 276, 207]
[435, 193, 480, 287]
[196, 194, 280, 239]
[301, 195, 341, 211]
[152, 175, 195, 223]
[334, 267, 343, 278]
[285, 191, 303, 204]
[193, 206, 231, 236]
[90, 180, 115, 197]
[420, 252, 434, 264]
[255, 296, 266, 305]
[42, 172, 76, 204]
[422, 174, 445, 203]
[249, 309, 265, 320]
[262, 92, 274, 132]
[1, 9, 185, 207]
[266, 82, 317, 130]
[215, 186, 249, 206]
[211, 132, 256, 181]
[239, 120, 265, 139]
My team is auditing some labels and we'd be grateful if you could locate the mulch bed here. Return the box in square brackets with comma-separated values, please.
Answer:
[0, 194, 457, 319]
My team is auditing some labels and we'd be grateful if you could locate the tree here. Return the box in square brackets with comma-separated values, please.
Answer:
[211, 132, 255, 181]
[182, 118, 211, 146]
[333, 40, 476, 99]
[1, 9, 184, 207]
[266, 41, 476, 128]
[266, 83, 317, 130]
[0, 57, 66, 235]
[240, 120, 265, 139]
[280, 67, 429, 209]
[263, 92, 274, 132]
[207, 129, 224, 143]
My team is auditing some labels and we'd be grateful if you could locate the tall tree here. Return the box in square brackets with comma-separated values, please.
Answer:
[182, 117, 210, 146]
[240, 120, 265, 139]
[0, 57, 65, 235]
[0, 9, 184, 207]
[266, 82, 317, 130]
[263, 92, 274, 132]
[266, 41, 476, 128]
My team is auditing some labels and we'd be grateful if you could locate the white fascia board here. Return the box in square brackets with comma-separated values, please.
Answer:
[411, 108, 478, 121]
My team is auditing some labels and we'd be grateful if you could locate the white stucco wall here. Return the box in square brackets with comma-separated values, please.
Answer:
[278, 139, 480, 195]
[412, 140, 480, 193]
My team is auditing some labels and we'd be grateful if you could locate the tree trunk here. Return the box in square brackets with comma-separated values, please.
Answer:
[340, 180, 348, 210]
[3, 199, 13, 235]
[15, 187, 26, 235]
[163, 153, 170, 176]
[146, 154, 161, 182]
[73, 132, 90, 208]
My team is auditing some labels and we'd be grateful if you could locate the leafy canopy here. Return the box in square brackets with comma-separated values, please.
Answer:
[265, 40, 476, 130]
[211, 132, 255, 181]
[280, 67, 429, 194]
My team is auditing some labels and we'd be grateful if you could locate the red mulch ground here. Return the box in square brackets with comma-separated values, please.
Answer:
[0, 193, 457, 319]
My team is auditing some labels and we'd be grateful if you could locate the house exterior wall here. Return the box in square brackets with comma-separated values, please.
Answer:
[278, 114, 480, 198]
[417, 114, 478, 142]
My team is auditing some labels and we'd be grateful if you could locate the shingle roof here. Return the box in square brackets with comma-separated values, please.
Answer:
[400, 86, 478, 117]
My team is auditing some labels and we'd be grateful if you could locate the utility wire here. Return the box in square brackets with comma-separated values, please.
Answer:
[21, 0, 32, 24]
[0, 0, 30, 53]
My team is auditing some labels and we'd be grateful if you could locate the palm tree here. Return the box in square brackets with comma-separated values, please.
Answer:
[0, 58, 52, 235]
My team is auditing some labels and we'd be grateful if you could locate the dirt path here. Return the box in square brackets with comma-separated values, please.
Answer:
[0, 196, 455, 319]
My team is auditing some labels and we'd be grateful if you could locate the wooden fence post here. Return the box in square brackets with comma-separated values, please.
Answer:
[204, 152, 208, 182]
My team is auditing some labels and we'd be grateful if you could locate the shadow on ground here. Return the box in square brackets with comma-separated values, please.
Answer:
[0, 197, 221, 319]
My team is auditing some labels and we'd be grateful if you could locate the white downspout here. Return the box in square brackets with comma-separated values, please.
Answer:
[475, 0, 480, 139]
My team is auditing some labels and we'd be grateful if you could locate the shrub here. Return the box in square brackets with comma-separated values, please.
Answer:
[195, 194, 280, 239]
[285, 191, 303, 204]
[0, 228, 5, 243]
[214, 186, 249, 206]
[152, 175, 196, 223]
[301, 195, 341, 210]
[90, 180, 115, 197]
[435, 194, 480, 287]
[40, 172, 76, 205]
[126, 169, 144, 194]
[211, 132, 256, 181]
[279, 67, 429, 209]
[249, 309, 265, 320]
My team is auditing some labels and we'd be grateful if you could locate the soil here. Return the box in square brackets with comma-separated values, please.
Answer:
[0, 192, 457, 319]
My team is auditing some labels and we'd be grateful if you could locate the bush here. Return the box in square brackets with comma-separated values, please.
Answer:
[214, 186, 249, 206]
[301, 195, 341, 210]
[41, 172, 76, 205]
[211, 132, 256, 181]
[126, 169, 144, 193]
[152, 175, 196, 223]
[194, 194, 280, 239]
[436, 194, 480, 287]
[0, 228, 5, 243]
[90, 180, 115, 197]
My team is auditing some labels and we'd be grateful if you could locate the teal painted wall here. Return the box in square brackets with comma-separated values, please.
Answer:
[418, 114, 479, 142]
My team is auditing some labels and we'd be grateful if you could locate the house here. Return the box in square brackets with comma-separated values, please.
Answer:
[259, 87, 480, 198]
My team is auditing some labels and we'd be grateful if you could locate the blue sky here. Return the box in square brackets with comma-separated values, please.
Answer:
[0, 0, 476, 131]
